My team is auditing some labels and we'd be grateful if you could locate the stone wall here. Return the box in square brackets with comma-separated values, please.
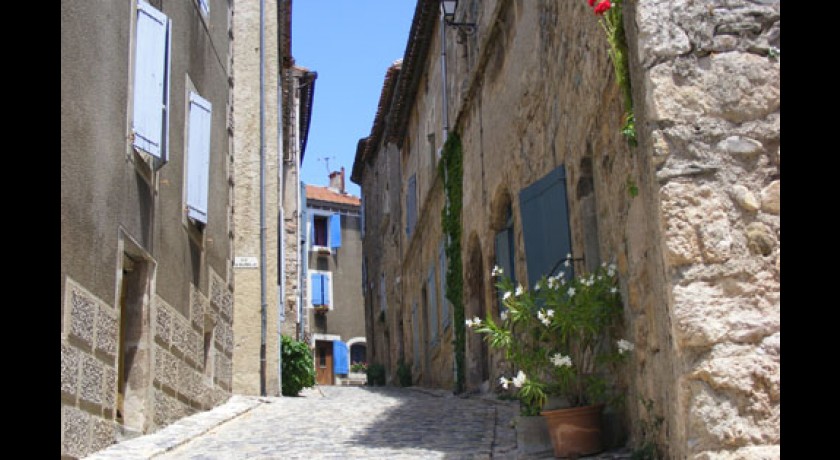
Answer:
[231, 0, 282, 396]
[630, 0, 780, 457]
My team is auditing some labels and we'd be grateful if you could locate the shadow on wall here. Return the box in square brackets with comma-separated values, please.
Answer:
[347, 386, 495, 457]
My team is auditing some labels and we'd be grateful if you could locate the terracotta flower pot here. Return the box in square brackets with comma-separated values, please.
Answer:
[541, 404, 604, 458]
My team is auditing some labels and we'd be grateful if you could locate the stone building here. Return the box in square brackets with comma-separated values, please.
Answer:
[304, 170, 366, 386]
[61, 0, 235, 457]
[353, 0, 779, 458]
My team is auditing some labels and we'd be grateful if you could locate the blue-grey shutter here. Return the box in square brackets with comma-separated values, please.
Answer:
[406, 175, 416, 236]
[311, 273, 323, 305]
[322, 273, 331, 306]
[186, 92, 212, 223]
[412, 302, 420, 368]
[439, 242, 449, 329]
[132, 1, 170, 159]
[333, 340, 349, 374]
[198, 0, 209, 15]
[428, 268, 438, 343]
[329, 213, 342, 249]
[519, 165, 573, 289]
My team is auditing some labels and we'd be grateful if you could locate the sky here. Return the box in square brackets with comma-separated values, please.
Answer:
[292, 1, 419, 197]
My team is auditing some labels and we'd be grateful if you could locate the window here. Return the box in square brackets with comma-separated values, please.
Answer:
[311, 213, 342, 250]
[519, 165, 574, 289]
[406, 174, 417, 236]
[439, 242, 450, 329]
[427, 266, 438, 345]
[494, 205, 516, 313]
[350, 343, 366, 365]
[185, 92, 212, 224]
[310, 272, 332, 309]
[132, 1, 172, 161]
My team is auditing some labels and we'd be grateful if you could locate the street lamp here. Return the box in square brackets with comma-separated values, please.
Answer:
[440, 0, 475, 34]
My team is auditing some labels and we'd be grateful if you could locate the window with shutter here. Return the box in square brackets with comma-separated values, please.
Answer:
[519, 165, 573, 290]
[132, 1, 171, 160]
[186, 92, 212, 224]
[428, 267, 438, 344]
[439, 242, 450, 329]
[406, 174, 417, 236]
[329, 213, 342, 249]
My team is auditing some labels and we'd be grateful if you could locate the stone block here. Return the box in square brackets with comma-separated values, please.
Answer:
[61, 342, 80, 398]
[70, 288, 98, 348]
[172, 315, 189, 357]
[95, 306, 118, 358]
[760, 180, 779, 215]
[746, 222, 776, 257]
[102, 365, 116, 412]
[155, 298, 172, 345]
[62, 405, 91, 458]
[90, 416, 116, 454]
[729, 185, 759, 212]
[698, 211, 732, 264]
[210, 272, 225, 310]
[80, 355, 104, 406]
[154, 346, 178, 391]
[191, 287, 208, 331]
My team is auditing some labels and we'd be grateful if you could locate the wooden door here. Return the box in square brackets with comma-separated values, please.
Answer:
[315, 340, 334, 385]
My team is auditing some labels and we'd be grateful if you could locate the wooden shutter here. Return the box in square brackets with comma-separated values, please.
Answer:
[439, 242, 449, 329]
[186, 92, 212, 223]
[311, 273, 323, 305]
[406, 174, 416, 236]
[519, 165, 573, 289]
[329, 213, 342, 249]
[333, 340, 349, 374]
[322, 273, 331, 306]
[428, 267, 438, 342]
[132, 1, 170, 159]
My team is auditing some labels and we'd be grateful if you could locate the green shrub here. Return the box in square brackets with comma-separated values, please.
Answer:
[366, 363, 386, 386]
[281, 335, 315, 396]
[396, 359, 413, 387]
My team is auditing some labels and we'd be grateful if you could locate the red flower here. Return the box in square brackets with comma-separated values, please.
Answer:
[594, 0, 611, 15]
[588, 0, 597, 6]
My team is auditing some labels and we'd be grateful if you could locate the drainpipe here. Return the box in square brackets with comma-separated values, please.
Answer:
[259, 0, 267, 397]
[440, 11, 450, 143]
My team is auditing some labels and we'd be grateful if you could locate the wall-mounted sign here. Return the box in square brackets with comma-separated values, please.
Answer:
[234, 257, 259, 268]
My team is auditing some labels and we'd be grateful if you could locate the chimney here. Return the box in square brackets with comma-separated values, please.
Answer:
[329, 167, 345, 194]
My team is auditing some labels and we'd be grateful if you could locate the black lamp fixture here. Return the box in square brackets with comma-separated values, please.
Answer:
[440, 0, 476, 34]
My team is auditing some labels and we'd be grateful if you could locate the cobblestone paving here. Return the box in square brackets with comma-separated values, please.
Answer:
[86, 386, 633, 459]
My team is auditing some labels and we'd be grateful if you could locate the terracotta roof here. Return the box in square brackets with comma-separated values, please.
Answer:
[305, 185, 361, 207]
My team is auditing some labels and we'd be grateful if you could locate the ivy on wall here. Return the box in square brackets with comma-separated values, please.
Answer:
[440, 132, 465, 394]
[592, 0, 636, 146]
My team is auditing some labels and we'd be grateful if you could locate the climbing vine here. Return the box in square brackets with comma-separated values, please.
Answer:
[440, 132, 465, 394]
[591, 0, 636, 146]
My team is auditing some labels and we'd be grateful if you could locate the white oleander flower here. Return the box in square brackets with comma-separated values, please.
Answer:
[512, 370, 527, 388]
[610, 287, 618, 294]
[534, 282, 541, 292]
[500, 310, 509, 321]
[503, 291, 512, 301]
[541, 317, 551, 327]
[546, 309, 554, 318]
[568, 287, 576, 297]
[492, 265, 503, 277]
[465, 318, 474, 328]
[617, 339, 635, 354]
[472, 316, 482, 327]
[515, 284, 524, 297]
[499, 376, 510, 390]
[550, 353, 572, 368]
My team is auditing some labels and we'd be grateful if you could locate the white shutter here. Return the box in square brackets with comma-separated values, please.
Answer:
[186, 92, 213, 223]
[132, 1, 170, 159]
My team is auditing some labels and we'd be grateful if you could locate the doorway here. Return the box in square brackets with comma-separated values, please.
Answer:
[315, 340, 334, 385]
[466, 238, 489, 392]
[116, 251, 153, 433]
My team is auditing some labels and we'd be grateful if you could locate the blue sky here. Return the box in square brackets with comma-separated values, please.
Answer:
[292, 2, 418, 197]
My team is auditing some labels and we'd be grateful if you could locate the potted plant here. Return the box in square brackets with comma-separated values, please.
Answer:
[469, 259, 632, 458]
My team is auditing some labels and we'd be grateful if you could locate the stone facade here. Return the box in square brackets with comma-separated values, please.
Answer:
[230, 0, 286, 397]
[61, 0, 236, 457]
[354, 0, 779, 458]
[630, 0, 780, 457]
[304, 178, 366, 384]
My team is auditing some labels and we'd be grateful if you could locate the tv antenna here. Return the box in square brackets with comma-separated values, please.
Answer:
[317, 156, 336, 175]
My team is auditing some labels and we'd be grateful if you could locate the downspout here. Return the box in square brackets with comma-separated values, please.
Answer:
[259, 0, 267, 397]
[440, 11, 450, 143]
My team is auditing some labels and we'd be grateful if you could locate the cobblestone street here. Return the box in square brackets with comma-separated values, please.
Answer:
[86, 386, 522, 459]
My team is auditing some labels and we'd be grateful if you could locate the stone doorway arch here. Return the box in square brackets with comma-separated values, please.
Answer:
[465, 234, 489, 392]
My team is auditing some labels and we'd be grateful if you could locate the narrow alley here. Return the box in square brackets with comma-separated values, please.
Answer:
[86, 386, 523, 459]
